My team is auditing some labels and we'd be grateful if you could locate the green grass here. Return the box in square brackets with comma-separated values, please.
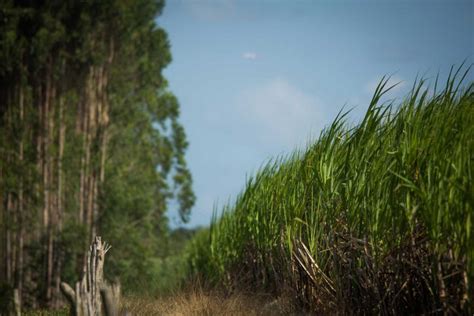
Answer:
[186, 65, 474, 314]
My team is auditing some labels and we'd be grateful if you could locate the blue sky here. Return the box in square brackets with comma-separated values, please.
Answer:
[159, 0, 473, 228]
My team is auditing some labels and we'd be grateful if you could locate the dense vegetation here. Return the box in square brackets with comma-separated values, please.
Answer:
[0, 0, 194, 310]
[187, 68, 473, 314]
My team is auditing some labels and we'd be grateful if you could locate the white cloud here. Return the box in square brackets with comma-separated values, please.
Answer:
[238, 77, 326, 150]
[242, 52, 257, 60]
[365, 75, 406, 96]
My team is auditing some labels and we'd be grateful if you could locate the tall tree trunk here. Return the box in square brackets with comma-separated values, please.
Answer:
[57, 95, 65, 232]
[96, 63, 109, 238]
[36, 84, 43, 242]
[6, 193, 12, 283]
[79, 122, 85, 225]
[53, 93, 66, 307]
[47, 77, 59, 307]
[85, 66, 98, 242]
[16, 84, 25, 307]
[44, 62, 56, 306]
[5, 95, 13, 285]
[42, 69, 50, 231]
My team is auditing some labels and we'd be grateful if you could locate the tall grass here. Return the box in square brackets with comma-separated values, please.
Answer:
[186, 66, 474, 314]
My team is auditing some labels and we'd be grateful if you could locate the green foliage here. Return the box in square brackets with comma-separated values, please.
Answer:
[187, 67, 473, 311]
[0, 0, 195, 304]
[57, 222, 88, 286]
[98, 2, 195, 291]
[104, 226, 201, 296]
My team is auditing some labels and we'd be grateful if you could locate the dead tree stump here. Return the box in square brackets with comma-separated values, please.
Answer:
[60, 236, 116, 316]
[100, 283, 120, 316]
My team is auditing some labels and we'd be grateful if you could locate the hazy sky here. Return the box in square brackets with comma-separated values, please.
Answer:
[159, 0, 473, 228]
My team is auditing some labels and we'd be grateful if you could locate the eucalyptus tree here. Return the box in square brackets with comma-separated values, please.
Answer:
[0, 0, 194, 308]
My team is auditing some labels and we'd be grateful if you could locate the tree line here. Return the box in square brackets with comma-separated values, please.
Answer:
[0, 0, 194, 309]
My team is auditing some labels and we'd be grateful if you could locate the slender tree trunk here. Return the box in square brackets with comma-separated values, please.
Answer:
[42, 70, 50, 231]
[5, 98, 13, 285]
[96, 63, 109, 238]
[77, 75, 91, 275]
[47, 78, 60, 307]
[94, 38, 113, 239]
[84, 76, 91, 229]
[36, 84, 43, 243]
[11, 198, 17, 285]
[53, 94, 66, 307]
[85, 66, 97, 242]
[88, 174, 95, 240]
[58, 96, 65, 232]
[44, 62, 57, 306]
[10, 89, 18, 291]
[6, 193, 12, 283]
[16, 84, 25, 307]
[79, 109, 85, 225]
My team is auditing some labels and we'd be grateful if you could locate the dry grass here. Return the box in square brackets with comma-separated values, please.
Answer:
[122, 288, 297, 316]
[23, 290, 296, 316]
